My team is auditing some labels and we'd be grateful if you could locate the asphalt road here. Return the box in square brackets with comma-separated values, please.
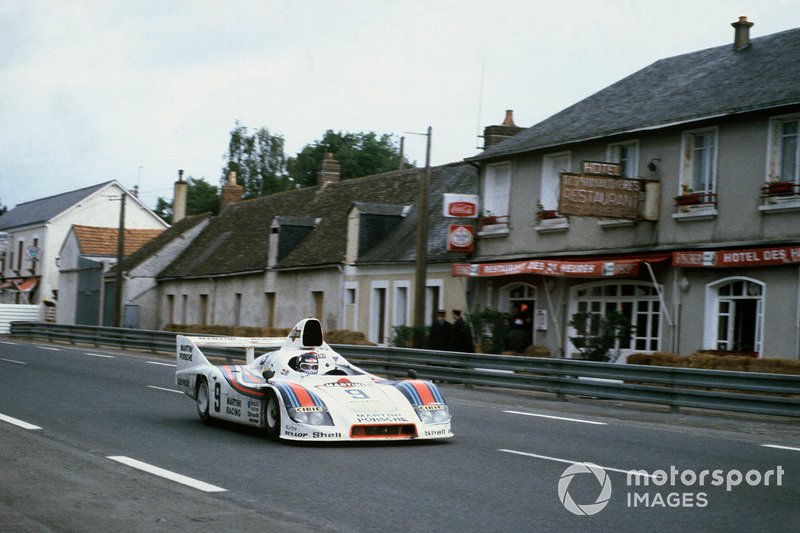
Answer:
[1, 337, 799, 532]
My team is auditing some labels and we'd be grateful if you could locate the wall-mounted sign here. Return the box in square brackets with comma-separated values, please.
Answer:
[447, 224, 474, 252]
[582, 161, 622, 176]
[559, 172, 642, 219]
[26, 245, 41, 260]
[452, 258, 641, 278]
[672, 245, 800, 268]
[443, 193, 479, 218]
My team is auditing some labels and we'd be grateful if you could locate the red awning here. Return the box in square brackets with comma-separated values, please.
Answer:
[452, 253, 671, 278]
[672, 245, 800, 268]
[15, 277, 38, 292]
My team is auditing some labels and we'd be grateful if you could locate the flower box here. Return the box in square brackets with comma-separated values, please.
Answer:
[675, 193, 704, 206]
[767, 181, 795, 196]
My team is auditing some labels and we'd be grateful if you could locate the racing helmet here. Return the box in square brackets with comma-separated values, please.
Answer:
[297, 352, 319, 374]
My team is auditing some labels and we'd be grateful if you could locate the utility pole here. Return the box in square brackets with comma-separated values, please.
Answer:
[412, 126, 432, 346]
[114, 192, 126, 328]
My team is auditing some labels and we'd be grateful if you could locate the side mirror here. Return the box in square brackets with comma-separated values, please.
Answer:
[262, 369, 275, 382]
[407, 369, 418, 379]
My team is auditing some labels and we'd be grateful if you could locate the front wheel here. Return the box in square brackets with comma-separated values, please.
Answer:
[264, 390, 281, 440]
[196, 378, 211, 424]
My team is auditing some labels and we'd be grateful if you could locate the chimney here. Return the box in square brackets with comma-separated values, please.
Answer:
[483, 110, 525, 148]
[220, 170, 244, 212]
[319, 152, 341, 187]
[172, 169, 187, 223]
[732, 16, 754, 51]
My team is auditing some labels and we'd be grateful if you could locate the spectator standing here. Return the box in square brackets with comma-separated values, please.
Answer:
[449, 309, 474, 352]
[428, 310, 451, 350]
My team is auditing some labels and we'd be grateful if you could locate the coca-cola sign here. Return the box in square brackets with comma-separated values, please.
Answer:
[443, 193, 479, 218]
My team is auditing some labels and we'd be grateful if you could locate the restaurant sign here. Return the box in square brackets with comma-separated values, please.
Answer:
[672, 245, 800, 268]
[452, 258, 641, 278]
[559, 169, 642, 220]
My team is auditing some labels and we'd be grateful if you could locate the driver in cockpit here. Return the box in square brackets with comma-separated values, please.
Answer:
[293, 352, 319, 375]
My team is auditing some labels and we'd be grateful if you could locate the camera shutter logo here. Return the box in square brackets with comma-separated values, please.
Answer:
[558, 462, 612, 516]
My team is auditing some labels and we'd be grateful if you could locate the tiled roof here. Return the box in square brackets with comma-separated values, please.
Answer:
[158, 186, 320, 279]
[119, 213, 211, 271]
[0, 181, 112, 230]
[72, 225, 165, 257]
[470, 27, 800, 161]
[157, 162, 478, 279]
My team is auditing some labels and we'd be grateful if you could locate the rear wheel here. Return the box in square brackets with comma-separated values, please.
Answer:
[264, 390, 281, 440]
[196, 378, 211, 424]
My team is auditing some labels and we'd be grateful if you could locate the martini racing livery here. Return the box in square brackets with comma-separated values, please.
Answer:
[175, 318, 453, 441]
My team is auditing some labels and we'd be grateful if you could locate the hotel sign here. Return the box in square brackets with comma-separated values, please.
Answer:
[672, 246, 800, 268]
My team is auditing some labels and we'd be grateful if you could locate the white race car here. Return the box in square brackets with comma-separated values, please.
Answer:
[175, 318, 453, 442]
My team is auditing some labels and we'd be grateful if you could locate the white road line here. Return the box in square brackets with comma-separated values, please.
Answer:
[0, 340, 18, 345]
[147, 361, 176, 368]
[498, 449, 658, 479]
[0, 413, 42, 430]
[762, 444, 800, 452]
[0, 358, 27, 365]
[503, 410, 607, 425]
[147, 385, 182, 394]
[85, 352, 115, 359]
[36, 346, 60, 351]
[107, 456, 226, 492]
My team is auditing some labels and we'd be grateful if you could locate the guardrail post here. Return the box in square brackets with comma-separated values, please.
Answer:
[669, 368, 680, 413]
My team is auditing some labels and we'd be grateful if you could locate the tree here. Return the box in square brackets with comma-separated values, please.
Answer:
[568, 310, 634, 362]
[0, 197, 7, 216]
[221, 121, 289, 197]
[287, 130, 413, 188]
[467, 308, 512, 354]
[153, 177, 219, 224]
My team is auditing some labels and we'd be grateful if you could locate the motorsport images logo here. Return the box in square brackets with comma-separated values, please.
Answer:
[558, 462, 612, 516]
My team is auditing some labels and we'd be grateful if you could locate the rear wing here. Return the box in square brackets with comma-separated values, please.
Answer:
[177, 335, 285, 365]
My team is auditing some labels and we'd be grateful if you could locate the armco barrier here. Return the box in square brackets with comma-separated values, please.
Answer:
[8, 321, 800, 417]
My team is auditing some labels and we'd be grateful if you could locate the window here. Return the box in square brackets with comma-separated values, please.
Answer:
[312, 291, 323, 321]
[768, 116, 800, 183]
[483, 162, 511, 217]
[234, 293, 243, 325]
[607, 141, 639, 178]
[343, 283, 357, 331]
[180, 294, 188, 324]
[680, 128, 717, 194]
[166, 294, 175, 324]
[541, 152, 571, 210]
[570, 281, 662, 356]
[393, 283, 409, 328]
[199, 294, 209, 325]
[265, 292, 276, 328]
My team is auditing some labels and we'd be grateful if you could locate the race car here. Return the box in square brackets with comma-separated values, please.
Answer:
[175, 318, 453, 442]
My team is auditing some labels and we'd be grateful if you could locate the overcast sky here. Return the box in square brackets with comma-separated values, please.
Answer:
[2, 0, 798, 212]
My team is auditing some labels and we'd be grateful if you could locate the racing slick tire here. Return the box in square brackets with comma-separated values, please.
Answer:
[264, 390, 281, 440]
[196, 378, 211, 424]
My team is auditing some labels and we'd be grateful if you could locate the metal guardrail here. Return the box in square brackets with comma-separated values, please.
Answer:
[8, 321, 800, 418]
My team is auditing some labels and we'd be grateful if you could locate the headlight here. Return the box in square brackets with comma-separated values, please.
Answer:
[288, 406, 334, 426]
[417, 404, 450, 424]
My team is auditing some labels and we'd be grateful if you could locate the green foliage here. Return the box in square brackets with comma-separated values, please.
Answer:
[0, 197, 8, 215]
[222, 121, 290, 198]
[568, 310, 634, 362]
[153, 177, 219, 224]
[287, 130, 413, 188]
[467, 308, 512, 354]
[392, 324, 429, 349]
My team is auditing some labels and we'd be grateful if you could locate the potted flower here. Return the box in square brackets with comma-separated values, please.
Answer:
[675, 184, 703, 206]
[535, 202, 560, 223]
